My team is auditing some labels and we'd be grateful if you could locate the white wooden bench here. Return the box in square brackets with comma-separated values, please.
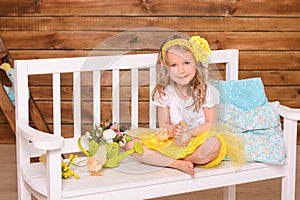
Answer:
[15, 50, 300, 200]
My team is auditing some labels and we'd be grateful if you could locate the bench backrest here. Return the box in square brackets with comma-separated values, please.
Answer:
[15, 50, 238, 157]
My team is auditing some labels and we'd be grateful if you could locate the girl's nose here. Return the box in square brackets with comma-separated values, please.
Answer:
[177, 64, 185, 74]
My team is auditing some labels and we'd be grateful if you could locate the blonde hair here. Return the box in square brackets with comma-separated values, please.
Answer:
[152, 34, 209, 112]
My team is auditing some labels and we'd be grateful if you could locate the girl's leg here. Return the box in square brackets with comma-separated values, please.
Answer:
[126, 140, 195, 175]
[185, 136, 221, 165]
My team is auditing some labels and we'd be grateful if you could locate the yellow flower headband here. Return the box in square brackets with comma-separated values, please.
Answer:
[161, 36, 211, 63]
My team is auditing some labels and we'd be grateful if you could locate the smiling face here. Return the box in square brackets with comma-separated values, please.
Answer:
[165, 47, 197, 86]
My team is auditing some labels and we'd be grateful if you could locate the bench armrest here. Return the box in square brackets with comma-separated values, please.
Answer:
[279, 105, 300, 121]
[17, 118, 64, 151]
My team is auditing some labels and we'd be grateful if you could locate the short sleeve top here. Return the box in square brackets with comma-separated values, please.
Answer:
[153, 83, 220, 128]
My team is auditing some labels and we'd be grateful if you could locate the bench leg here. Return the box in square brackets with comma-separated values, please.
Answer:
[16, 135, 31, 200]
[224, 185, 236, 200]
[281, 118, 297, 200]
[281, 176, 295, 200]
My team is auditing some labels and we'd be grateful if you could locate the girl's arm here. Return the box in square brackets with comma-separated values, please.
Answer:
[157, 106, 175, 137]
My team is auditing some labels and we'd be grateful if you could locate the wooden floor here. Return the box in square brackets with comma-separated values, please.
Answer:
[1, 144, 299, 200]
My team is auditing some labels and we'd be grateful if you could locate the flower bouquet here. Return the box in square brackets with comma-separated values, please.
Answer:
[78, 120, 143, 175]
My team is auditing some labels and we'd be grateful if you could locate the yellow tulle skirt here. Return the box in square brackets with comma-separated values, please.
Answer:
[126, 127, 245, 169]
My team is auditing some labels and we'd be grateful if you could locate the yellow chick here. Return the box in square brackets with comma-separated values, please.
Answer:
[156, 128, 169, 142]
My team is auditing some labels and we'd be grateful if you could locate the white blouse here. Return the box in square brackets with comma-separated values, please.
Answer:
[153, 83, 220, 128]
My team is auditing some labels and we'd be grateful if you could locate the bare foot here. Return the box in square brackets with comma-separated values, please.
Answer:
[170, 160, 195, 176]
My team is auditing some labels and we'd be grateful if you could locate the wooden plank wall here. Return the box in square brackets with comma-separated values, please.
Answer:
[0, 0, 299, 144]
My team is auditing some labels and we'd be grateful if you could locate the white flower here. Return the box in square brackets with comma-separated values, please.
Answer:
[103, 129, 117, 144]
[85, 132, 91, 139]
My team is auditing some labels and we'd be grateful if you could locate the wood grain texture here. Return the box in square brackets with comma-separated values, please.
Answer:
[1, 17, 299, 31]
[8, 50, 300, 70]
[0, 82, 15, 134]
[1, 31, 300, 50]
[0, 124, 15, 144]
[0, 0, 299, 16]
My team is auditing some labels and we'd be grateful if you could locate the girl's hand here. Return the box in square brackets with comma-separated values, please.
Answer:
[173, 121, 190, 147]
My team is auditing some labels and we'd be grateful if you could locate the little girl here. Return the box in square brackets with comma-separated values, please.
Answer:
[125, 34, 226, 176]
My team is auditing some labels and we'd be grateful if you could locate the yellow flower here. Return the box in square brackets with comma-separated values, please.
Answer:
[189, 36, 211, 63]
[39, 154, 47, 165]
[39, 153, 79, 179]
[61, 154, 80, 179]
[74, 173, 80, 180]
[0, 63, 11, 71]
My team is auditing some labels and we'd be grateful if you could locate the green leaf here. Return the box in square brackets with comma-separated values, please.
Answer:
[125, 134, 132, 142]
[89, 140, 100, 156]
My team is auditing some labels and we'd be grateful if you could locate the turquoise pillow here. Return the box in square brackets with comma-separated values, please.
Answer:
[213, 78, 268, 111]
[218, 102, 286, 164]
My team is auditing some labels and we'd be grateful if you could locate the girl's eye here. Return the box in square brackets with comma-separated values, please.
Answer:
[184, 61, 190, 65]
[170, 64, 177, 68]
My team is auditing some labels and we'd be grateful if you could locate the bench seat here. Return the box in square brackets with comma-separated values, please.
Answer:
[22, 156, 289, 200]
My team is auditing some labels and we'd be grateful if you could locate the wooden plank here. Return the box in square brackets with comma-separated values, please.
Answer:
[0, 124, 15, 144]
[8, 50, 300, 71]
[1, 17, 299, 32]
[0, 0, 299, 16]
[0, 109, 9, 121]
[9, 50, 90, 60]
[0, 38, 13, 83]
[213, 70, 293, 85]
[1, 32, 299, 51]
[239, 71, 300, 86]
[265, 87, 300, 102]
[276, 101, 300, 109]
[0, 70, 11, 86]
[239, 51, 300, 70]
[0, 82, 15, 134]
[29, 94, 51, 133]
